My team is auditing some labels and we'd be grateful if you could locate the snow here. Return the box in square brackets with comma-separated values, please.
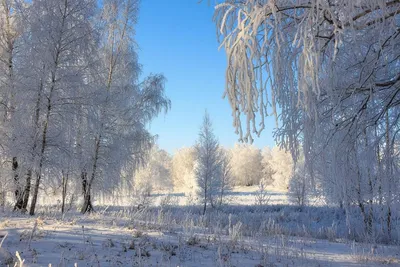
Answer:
[1, 187, 399, 266]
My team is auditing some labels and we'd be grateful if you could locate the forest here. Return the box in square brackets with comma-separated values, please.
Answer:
[0, 0, 399, 266]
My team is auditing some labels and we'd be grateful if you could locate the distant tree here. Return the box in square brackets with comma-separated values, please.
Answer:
[134, 145, 172, 193]
[288, 162, 310, 207]
[133, 167, 153, 197]
[269, 147, 293, 191]
[230, 144, 263, 186]
[171, 147, 197, 194]
[216, 147, 233, 206]
[195, 111, 223, 215]
[261, 147, 275, 185]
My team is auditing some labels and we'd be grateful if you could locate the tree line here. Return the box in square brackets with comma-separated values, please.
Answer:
[134, 112, 295, 213]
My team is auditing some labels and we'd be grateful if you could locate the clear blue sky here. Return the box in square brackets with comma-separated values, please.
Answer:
[136, 0, 276, 154]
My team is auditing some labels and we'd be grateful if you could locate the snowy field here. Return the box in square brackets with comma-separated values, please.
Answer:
[1, 186, 400, 267]
[94, 186, 301, 207]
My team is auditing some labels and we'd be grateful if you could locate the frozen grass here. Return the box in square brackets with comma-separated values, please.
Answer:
[0, 187, 399, 266]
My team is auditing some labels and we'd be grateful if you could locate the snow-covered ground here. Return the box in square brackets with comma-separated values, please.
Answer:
[1, 187, 399, 266]
[148, 186, 290, 206]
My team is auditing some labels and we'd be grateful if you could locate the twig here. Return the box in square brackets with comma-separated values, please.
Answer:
[14, 251, 25, 267]
[81, 225, 86, 245]
[0, 232, 8, 247]
[28, 219, 39, 250]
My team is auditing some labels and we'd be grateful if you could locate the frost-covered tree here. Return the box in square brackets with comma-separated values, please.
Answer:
[230, 143, 263, 186]
[18, 0, 97, 215]
[79, 0, 170, 214]
[213, 0, 400, 240]
[134, 145, 172, 194]
[216, 147, 233, 206]
[288, 162, 311, 207]
[194, 111, 222, 214]
[0, 0, 169, 215]
[269, 147, 293, 190]
[214, 0, 400, 150]
[261, 147, 275, 185]
[171, 147, 197, 193]
[0, 0, 23, 210]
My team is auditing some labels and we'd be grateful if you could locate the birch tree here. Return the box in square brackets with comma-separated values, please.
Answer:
[213, 0, 400, 240]
[0, 0, 169, 215]
[80, 0, 170, 213]
[24, 0, 96, 215]
[0, 0, 24, 211]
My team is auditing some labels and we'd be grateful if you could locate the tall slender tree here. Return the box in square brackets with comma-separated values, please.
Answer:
[0, 0, 24, 211]
[195, 111, 222, 215]
[21, 0, 97, 215]
[80, 0, 170, 213]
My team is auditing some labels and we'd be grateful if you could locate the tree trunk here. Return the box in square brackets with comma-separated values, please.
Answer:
[356, 167, 371, 236]
[3, 1, 21, 212]
[29, 172, 41, 215]
[364, 128, 373, 237]
[29, 90, 52, 216]
[29, 115, 49, 216]
[21, 75, 44, 213]
[81, 190, 93, 214]
[203, 185, 207, 215]
[0, 180, 5, 212]
[80, 171, 93, 213]
[13, 157, 23, 211]
[61, 170, 69, 214]
[81, 135, 101, 214]
[22, 169, 32, 211]
[385, 110, 392, 238]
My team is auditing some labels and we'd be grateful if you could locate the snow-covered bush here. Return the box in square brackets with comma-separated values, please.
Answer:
[288, 164, 310, 207]
[230, 143, 263, 186]
[134, 146, 172, 193]
[131, 185, 153, 209]
[269, 147, 293, 191]
[261, 147, 275, 185]
[216, 148, 233, 206]
[171, 147, 197, 194]
[255, 178, 271, 206]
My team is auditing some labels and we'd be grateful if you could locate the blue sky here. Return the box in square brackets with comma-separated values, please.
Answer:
[136, 0, 276, 154]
